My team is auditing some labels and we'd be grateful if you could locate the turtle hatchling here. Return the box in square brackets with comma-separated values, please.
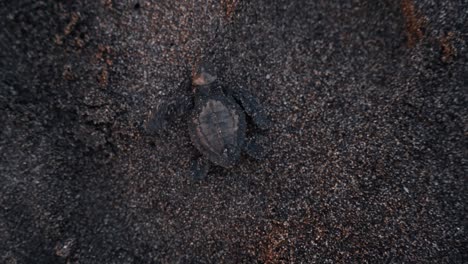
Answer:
[147, 62, 270, 179]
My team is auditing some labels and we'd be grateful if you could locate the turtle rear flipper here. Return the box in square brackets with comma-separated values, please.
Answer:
[243, 136, 267, 160]
[190, 157, 211, 180]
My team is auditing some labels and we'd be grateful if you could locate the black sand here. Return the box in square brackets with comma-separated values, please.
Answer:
[0, 0, 466, 263]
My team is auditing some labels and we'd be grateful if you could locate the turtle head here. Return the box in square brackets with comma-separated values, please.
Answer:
[192, 62, 217, 94]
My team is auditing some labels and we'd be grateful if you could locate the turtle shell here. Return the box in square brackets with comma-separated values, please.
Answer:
[189, 95, 246, 168]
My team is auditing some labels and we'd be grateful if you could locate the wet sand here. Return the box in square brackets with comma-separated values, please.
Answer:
[0, 0, 466, 263]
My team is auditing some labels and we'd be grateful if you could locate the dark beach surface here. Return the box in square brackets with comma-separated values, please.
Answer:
[0, 0, 466, 263]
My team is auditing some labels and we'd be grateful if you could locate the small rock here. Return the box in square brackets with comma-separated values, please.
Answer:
[55, 238, 75, 258]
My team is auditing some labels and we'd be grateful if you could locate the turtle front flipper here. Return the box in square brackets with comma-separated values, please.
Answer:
[226, 86, 271, 130]
[144, 73, 194, 135]
[146, 86, 194, 135]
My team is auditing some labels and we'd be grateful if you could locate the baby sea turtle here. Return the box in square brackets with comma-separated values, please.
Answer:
[147, 63, 270, 179]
